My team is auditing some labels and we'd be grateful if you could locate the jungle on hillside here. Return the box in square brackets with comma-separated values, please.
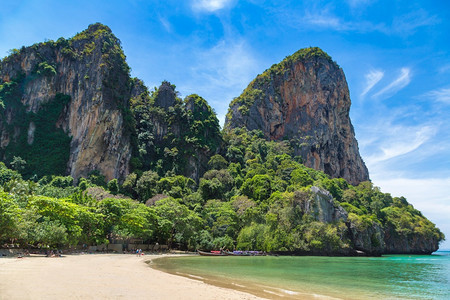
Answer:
[0, 125, 444, 254]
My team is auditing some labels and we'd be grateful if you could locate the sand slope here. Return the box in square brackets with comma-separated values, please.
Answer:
[0, 254, 264, 300]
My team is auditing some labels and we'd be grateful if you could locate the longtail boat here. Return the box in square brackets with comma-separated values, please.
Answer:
[197, 250, 226, 256]
[225, 251, 266, 256]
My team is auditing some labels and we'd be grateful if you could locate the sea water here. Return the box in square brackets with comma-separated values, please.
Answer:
[150, 251, 450, 299]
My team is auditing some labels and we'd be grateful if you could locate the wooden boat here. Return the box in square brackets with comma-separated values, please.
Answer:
[225, 251, 250, 256]
[197, 250, 226, 256]
[225, 251, 266, 256]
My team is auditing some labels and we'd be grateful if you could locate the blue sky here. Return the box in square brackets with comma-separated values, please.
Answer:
[1, 0, 449, 248]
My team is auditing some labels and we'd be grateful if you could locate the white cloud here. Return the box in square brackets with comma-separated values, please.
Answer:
[372, 68, 411, 99]
[192, 0, 235, 12]
[159, 17, 172, 33]
[301, 8, 436, 37]
[439, 64, 450, 74]
[391, 9, 439, 36]
[346, 0, 373, 9]
[361, 69, 384, 97]
[424, 88, 450, 104]
[365, 125, 435, 165]
[303, 10, 351, 31]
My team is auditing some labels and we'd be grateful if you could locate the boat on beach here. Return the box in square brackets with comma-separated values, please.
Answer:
[198, 250, 266, 256]
[226, 251, 266, 256]
[197, 250, 227, 256]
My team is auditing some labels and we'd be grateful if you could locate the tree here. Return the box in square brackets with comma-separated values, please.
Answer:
[121, 172, 137, 197]
[88, 170, 106, 187]
[241, 174, 272, 202]
[208, 154, 228, 170]
[199, 169, 234, 200]
[154, 197, 203, 250]
[0, 192, 22, 243]
[28, 196, 83, 246]
[290, 168, 313, 187]
[0, 162, 22, 186]
[107, 179, 119, 195]
[236, 223, 267, 250]
[10, 156, 26, 171]
[135, 171, 159, 202]
[203, 200, 239, 238]
[49, 176, 74, 188]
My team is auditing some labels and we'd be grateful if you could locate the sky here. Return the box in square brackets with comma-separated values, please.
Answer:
[1, 0, 449, 249]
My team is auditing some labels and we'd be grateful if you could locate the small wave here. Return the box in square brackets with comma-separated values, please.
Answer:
[187, 274, 204, 280]
[232, 283, 246, 288]
[263, 289, 284, 297]
[310, 293, 342, 299]
[279, 289, 299, 295]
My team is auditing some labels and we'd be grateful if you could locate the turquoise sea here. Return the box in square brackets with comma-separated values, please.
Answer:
[150, 251, 450, 299]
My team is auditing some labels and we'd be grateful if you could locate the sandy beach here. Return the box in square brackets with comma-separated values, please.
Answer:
[0, 254, 264, 300]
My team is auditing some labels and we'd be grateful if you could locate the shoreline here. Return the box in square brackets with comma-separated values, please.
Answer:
[150, 256, 339, 300]
[0, 253, 264, 299]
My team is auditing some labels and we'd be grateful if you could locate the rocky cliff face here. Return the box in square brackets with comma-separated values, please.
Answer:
[225, 47, 369, 185]
[309, 186, 348, 223]
[383, 225, 440, 254]
[308, 186, 439, 255]
[0, 23, 132, 180]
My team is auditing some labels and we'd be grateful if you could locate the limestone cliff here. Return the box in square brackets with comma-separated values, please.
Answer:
[225, 47, 369, 185]
[307, 186, 439, 255]
[0, 23, 132, 180]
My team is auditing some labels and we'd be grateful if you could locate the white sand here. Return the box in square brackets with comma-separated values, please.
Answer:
[0, 254, 264, 300]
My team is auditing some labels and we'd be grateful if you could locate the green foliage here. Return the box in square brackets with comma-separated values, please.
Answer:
[230, 87, 263, 116]
[199, 169, 234, 200]
[236, 223, 267, 250]
[241, 174, 272, 202]
[49, 176, 74, 188]
[121, 172, 138, 198]
[0, 192, 22, 243]
[135, 170, 159, 202]
[157, 175, 195, 199]
[36, 61, 56, 77]
[154, 197, 203, 249]
[36, 176, 78, 198]
[97, 197, 157, 241]
[87, 170, 106, 187]
[381, 205, 444, 241]
[10, 156, 26, 171]
[208, 154, 228, 170]
[203, 200, 239, 238]
[107, 179, 119, 195]
[128, 83, 222, 179]
[0, 162, 22, 186]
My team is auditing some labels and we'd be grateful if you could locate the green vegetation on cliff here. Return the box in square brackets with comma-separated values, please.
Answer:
[0, 75, 71, 178]
[129, 81, 221, 178]
[0, 128, 444, 253]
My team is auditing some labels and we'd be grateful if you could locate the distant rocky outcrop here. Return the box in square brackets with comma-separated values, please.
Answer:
[308, 186, 439, 255]
[225, 47, 369, 185]
[0, 23, 133, 181]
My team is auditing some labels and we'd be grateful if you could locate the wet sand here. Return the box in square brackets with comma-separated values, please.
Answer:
[0, 254, 264, 299]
